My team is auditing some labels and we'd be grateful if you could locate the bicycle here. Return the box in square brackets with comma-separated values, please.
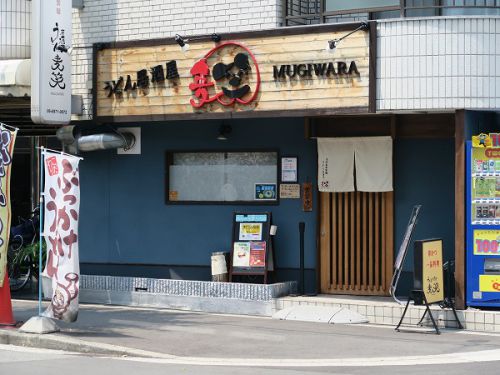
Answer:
[7, 207, 40, 292]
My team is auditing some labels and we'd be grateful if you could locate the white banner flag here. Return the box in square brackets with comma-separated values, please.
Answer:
[42, 151, 81, 322]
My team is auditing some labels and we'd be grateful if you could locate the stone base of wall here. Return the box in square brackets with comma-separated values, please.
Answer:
[79, 275, 297, 316]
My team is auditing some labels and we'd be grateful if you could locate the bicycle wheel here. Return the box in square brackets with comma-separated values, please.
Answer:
[8, 234, 23, 251]
[7, 244, 31, 292]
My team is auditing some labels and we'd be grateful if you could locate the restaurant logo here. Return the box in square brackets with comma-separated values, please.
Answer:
[103, 42, 260, 109]
[189, 42, 260, 108]
[45, 156, 59, 176]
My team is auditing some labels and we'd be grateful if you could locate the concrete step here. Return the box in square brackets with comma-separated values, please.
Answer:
[272, 305, 368, 324]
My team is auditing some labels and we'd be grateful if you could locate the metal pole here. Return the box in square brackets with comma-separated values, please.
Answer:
[299, 222, 305, 295]
[38, 147, 44, 316]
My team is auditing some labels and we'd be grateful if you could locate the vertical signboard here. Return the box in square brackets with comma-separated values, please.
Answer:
[0, 125, 17, 287]
[31, 0, 72, 125]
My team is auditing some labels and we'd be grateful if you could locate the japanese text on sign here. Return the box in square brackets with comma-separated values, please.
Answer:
[421, 240, 444, 304]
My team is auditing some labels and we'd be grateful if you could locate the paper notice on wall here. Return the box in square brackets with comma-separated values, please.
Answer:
[280, 184, 300, 199]
[233, 242, 250, 267]
[239, 223, 262, 241]
[249, 241, 266, 267]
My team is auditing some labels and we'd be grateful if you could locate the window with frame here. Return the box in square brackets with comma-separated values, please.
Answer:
[166, 151, 279, 204]
[284, 0, 500, 25]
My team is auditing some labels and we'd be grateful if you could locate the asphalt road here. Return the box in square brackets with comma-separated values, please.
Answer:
[10, 300, 500, 360]
[4, 300, 500, 374]
[2, 345, 500, 375]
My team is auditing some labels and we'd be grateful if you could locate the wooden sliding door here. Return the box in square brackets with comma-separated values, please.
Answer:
[320, 191, 394, 295]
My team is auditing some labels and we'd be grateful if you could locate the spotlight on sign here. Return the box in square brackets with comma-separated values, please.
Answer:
[217, 123, 232, 141]
[326, 21, 369, 52]
[174, 34, 190, 52]
[211, 33, 222, 43]
[326, 39, 338, 51]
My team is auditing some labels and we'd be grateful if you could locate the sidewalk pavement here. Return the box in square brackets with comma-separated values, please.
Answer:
[3, 299, 500, 361]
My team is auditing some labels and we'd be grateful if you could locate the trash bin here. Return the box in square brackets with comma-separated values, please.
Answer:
[211, 252, 228, 282]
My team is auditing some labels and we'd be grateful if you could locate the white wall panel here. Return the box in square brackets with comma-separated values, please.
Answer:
[0, 0, 31, 59]
[377, 17, 500, 111]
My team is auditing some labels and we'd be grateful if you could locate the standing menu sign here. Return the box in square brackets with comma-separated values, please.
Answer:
[396, 238, 461, 334]
[229, 212, 274, 283]
[414, 239, 444, 304]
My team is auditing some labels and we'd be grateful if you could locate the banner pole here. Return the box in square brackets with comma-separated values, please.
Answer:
[38, 147, 44, 317]
[35, 146, 83, 160]
[17, 143, 58, 334]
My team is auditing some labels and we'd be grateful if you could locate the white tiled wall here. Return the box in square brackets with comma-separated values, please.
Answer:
[0, 0, 31, 59]
[71, 0, 283, 120]
[377, 17, 500, 111]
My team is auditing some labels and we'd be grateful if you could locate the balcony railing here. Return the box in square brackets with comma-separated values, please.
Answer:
[283, 0, 500, 26]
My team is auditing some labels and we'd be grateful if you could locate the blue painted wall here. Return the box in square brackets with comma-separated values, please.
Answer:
[78, 118, 318, 288]
[393, 138, 455, 295]
[79, 119, 458, 296]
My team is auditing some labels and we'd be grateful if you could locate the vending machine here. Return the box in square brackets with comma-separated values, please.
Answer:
[466, 133, 500, 307]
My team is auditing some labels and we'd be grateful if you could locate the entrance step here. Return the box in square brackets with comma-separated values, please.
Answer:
[272, 305, 368, 324]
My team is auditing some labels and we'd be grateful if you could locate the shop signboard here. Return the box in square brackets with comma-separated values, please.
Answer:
[94, 25, 371, 121]
[31, 0, 72, 124]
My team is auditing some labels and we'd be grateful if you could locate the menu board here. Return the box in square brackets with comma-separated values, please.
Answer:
[229, 212, 273, 282]
[414, 239, 445, 304]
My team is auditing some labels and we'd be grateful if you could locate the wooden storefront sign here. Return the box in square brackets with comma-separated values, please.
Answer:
[93, 24, 372, 121]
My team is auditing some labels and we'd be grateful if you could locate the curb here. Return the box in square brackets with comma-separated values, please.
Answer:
[0, 329, 176, 359]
